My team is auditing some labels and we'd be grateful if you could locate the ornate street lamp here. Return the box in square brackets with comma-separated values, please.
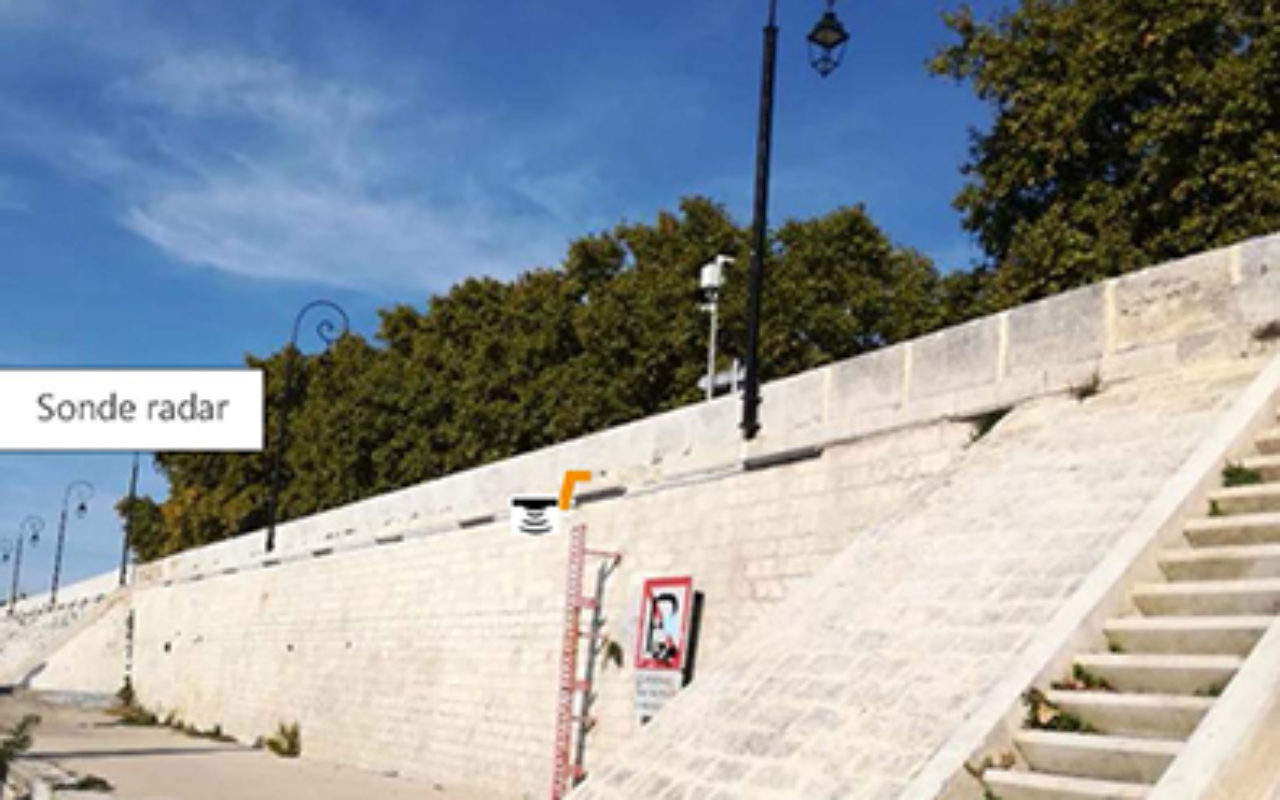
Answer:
[7, 516, 44, 614]
[807, 1, 851, 78]
[50, 481, 93, 607]
[265, 300, 350, 553]
[742, 0, 849, 440]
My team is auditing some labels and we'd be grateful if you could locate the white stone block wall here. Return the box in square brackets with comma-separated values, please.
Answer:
[134, 233, 1280, 585]
[129, 417, 974, 799]
[0, 571, 121, 687]
[576, 360, 1261, 800]
[29, 596, 129, 695]
[14, 231, 1280, 797]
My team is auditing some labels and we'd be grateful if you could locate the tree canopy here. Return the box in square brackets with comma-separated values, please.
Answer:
[122, 198, 965, 560]
[932, 0, 1280, 304]
[120, 1, 1280, 559]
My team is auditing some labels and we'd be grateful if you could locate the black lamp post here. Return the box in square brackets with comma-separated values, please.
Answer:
[120, 451, 140, 587]
[50, 481, 93, 607]
[741, 0, 849, 441]
[265, 300, 350, 553]
[6, 516, 44, 614]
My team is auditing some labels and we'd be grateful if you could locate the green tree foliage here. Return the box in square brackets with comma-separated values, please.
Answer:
[115, 494, 165, 563]
[932, 0, 1280, 304]
[124, 197, 964, 560]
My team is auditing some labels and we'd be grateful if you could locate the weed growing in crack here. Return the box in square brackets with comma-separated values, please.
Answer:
[968, 407, 1013, 444]
[1051, 664, 1115, 692]
[266, 722, 301, 758]
[1022, 688, 1098, 733]
[1070, 372, 1102, 402]
[1223, 463, 1265, 487]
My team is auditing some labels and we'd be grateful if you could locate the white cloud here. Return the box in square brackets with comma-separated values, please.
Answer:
[114, 52, 382, 127]
[123, 172, 567, 291]
[0, 16, 595, 293]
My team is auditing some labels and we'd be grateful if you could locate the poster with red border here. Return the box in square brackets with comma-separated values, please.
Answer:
[634, 575, 694, 672]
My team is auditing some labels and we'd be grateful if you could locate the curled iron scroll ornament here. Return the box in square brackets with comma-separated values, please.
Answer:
[20, 515, 44, 542]
[64, 481, 94, 516]
[8, 515, 44, 612]
[266, 299, 351, 553]
[291, 300, 350, 353]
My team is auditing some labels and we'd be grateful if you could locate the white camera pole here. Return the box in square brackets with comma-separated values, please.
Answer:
[705, 298, 719, 401]
[700, 256, 733, 401]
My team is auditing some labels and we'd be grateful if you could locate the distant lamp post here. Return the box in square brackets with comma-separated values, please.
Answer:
[265, 300, 350, 553]
[741, 0, 849, 440]
[699, 255, 734, 400]
[120, 451, 140, 587]
[50, 481, 93, 607]
[6, 516, 44, 614]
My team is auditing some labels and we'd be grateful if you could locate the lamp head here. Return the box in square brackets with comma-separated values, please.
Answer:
[808, 4, 850, 78]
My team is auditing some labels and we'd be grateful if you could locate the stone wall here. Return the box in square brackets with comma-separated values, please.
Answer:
[577, 358, 1262, 800]
[18, 232, 1280, 797]
[130, 418, 973, 798]
[133, 233, 1280, 587]
[0, 572, 120, 689]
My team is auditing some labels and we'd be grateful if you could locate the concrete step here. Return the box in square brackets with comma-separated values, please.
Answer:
[1185, 512, 1280, 547]
[1239, 454, 1280, 481]
[1207, 484, 1280, 515]
[1132, 578, 1280, 616]
[1074, 653, 1240, 695]
[1159, 543, 1280, 581]
[1255, 427, 1280, 455]
[983, 769, 1149, 799]
[1103, 615, 1271, 656]
[1014, 730, 1180, 784]
[1044, 690, 1213, 740]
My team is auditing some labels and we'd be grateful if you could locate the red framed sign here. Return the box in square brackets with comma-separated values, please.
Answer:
[634, 576, 694, 672]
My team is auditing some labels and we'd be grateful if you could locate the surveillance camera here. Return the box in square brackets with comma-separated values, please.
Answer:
[700, 254, 734, 292]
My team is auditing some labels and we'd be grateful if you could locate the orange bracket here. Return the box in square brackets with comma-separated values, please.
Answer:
[559, 470, 592, 510]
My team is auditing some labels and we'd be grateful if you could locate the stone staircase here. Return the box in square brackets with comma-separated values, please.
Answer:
[983, 424, 1280, 799]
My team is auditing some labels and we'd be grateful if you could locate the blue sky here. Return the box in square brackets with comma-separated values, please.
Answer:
[0, 0, 1001, 590]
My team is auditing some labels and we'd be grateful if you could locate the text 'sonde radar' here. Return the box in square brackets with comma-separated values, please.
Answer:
[510, 495, 560, 537]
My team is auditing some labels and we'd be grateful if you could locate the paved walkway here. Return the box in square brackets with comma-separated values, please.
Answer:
[0, 693, 481, 800]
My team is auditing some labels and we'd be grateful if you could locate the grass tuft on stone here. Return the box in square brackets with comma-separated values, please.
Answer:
[1051, 664, 1115, 692]
[1022, 688, 1098, 733]
[1222, 462, 1265, 487]
[266, 722, 301, 758]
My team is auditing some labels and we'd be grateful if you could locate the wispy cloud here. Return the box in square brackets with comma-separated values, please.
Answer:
[0, 11, 591, 293]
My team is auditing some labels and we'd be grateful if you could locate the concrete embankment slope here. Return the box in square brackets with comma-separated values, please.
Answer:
[574, 359, 1263, 800]
[0, 573, 125, 695]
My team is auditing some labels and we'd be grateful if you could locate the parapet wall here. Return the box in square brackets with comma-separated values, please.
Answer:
[138, 233, 1280, 587]
[23, 232, 1280, 799]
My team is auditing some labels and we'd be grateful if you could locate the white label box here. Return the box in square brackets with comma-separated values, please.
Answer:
[0, 369, 264, 451]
